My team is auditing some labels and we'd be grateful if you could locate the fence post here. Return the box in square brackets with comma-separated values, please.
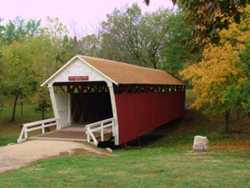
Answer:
[101, 122, 104, 141]
[87, 128, 90, 143]
[112, 121, 115, 137]
[42, 123, 45, 134]
[24, 127, 28, 140]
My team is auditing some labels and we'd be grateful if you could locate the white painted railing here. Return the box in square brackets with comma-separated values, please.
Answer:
[85, 118, 115, 146]
[17, 118, 57, 143]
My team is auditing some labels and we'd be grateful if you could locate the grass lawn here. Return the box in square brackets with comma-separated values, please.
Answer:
[0, 135, 250, 188]
[0, 109, 250, 188]
[0, 103, 53, 146]
[0, 121, 20, 146]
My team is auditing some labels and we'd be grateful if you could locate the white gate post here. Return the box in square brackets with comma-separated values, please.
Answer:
[67, 93, 71, 125]
[107, 82, 119, 145]
[42, 123, 45, 134]
[100, 122, 104, 141]
[48, 84, 60, 129]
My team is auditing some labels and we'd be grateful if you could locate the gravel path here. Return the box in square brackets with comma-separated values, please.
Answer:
[0, 140, 103, 173]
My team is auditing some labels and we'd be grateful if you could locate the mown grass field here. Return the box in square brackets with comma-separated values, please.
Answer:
[0, 132, 250, 188]
[0, 103, 250, 188]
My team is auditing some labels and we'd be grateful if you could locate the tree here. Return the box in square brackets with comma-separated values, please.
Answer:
[41, 17, 76, 65]
[239, 42, 250, 114]
[33, 88, 51, 119]
[100, 4, 171, 69]
[137, 10, 172, 68]
[42, 17, 68, 40]
[0, 25, 5, 104]
[181, 44, 244, 131]
[99, 4, 200, 75]
[100, 5, 143, 64]
[0, 16, 82, 121]
[0, 18, 42, 120]
[2, 41, 35, 121]
[145, 0, 250, 45]
[25, 36, 64, 119]
[78, 34, 100, 56]
[159, 12, 201, 75]
[1, 17, 40, 44]
[1, 34, 61, 121]
[0, 63, 4, 114]
[219, 5, 250, 117]
[181, 5, 250, 131]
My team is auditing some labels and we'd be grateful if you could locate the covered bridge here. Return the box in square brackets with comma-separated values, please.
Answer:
[18, 55, 185, 146]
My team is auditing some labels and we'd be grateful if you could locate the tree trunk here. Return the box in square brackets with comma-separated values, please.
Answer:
[224, 110, 230, 133]
[152, 59, 157, 69]
[236, 109, 241, 121]
[11, 94, 19, 121]
[153, 62, 157, 69]
[20, 100, 24, 117]
[42, 109, 45, 120]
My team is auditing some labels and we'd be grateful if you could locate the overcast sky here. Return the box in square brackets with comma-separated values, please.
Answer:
[0, 0, 173, 36]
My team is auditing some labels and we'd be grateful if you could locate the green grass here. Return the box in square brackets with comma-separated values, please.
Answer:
[0, 124, 250, 187]
[0, 102, 52, 123]
[0, 140, 250, 188]
[0, 103, 250, 187]
[0, 103, 53, 146]
[0, 122, 19, 146]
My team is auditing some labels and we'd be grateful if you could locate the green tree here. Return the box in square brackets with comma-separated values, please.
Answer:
[159, 12, 201, 75]
[25, 36, 62, 119]
[100, 4, 171, 69]
[145, 0, 250, 45]
[99, 4, 199, 75]
[34, 88, 51, 120]
[2, 41, 35, 121]
[1, 17, 40, 44]
[239, 42, 250, 114]
[1, 35, 60, 121]
[78, 34, 100, 56]
[41, 17, 76, 65]
[137, 10, 172, 68]
[100, 5, 142, 64]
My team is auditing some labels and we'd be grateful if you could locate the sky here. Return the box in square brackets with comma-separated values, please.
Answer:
[0, 0, 174, 37]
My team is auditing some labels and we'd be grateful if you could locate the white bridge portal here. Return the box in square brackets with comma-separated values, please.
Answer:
[18, 55, 120, 145]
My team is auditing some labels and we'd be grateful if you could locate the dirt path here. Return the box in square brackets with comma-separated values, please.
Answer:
[0, 140, 108, 173]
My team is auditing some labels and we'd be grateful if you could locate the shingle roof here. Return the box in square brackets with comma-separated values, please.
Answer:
[81, 55, 183, 85]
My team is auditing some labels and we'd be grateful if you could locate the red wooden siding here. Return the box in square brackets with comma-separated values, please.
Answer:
[115, 91, 185, 144]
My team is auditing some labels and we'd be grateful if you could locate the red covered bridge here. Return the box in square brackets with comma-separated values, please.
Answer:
[17, 55, 185, 146]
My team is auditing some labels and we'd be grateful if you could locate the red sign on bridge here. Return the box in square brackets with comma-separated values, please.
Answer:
[68, 76, 89, 81]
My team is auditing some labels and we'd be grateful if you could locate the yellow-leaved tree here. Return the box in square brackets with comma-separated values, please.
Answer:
[181, 5, 250, 132]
